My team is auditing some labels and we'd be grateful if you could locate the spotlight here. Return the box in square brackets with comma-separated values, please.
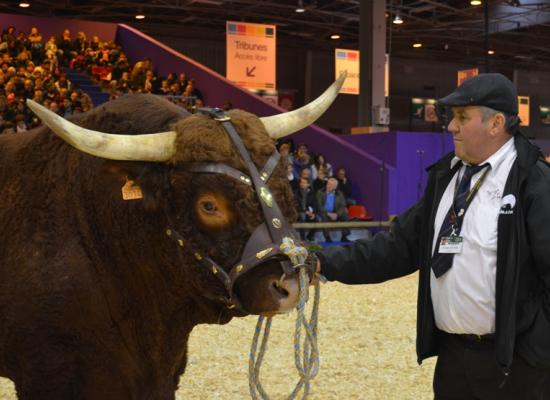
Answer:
[295, 0, 305, 12]
[330, 34, 341, 40]
[135, 14, 146, 20]
[393, 14, 404, 24]
[413, 42, 422, 48]
[19, 2, 30, 7]
[470, 0, 482, 5]
[488, 49, 495, 55]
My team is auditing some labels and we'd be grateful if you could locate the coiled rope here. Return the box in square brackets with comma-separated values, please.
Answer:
[248, 240, 321, 400]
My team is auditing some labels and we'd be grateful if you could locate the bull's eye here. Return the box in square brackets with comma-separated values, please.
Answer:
[195, 192, 234, 230]
[201, 201, 217, 213]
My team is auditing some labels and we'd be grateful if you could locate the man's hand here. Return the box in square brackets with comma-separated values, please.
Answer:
[327, 212, 337, 221]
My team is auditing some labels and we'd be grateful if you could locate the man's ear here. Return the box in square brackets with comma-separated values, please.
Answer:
[100, 160, 167, 212]
[493, 113, 506, 129]
[491, 113, 506, 135]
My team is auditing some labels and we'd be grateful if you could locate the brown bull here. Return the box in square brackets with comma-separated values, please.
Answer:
[0, 74, 344, 399]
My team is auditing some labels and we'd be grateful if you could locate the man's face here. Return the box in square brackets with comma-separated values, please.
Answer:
[299, 169, 311, 180]
[299, 178, 309, 191]
[326, 178, 338, 192]
[448, 106, 493, 165]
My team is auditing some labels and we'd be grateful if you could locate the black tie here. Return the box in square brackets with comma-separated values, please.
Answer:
[431, 164, 487, 278]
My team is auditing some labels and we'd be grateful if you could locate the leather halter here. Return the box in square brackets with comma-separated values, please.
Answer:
[166, 107, 304, 311]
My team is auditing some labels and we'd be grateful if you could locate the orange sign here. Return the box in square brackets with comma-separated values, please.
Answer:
[457, 68, 479, 86]
[335, 49, 359, 95]
[518, 96, 530, 126]
[226, 21, 276, 90]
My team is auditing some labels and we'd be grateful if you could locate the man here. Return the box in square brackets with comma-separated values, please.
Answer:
[294, 177, 319, 241]
[312, 73, 550, 399]
[316, 177, 350, 242]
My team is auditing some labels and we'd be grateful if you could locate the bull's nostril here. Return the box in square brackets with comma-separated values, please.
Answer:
[272, 282, 289, 297]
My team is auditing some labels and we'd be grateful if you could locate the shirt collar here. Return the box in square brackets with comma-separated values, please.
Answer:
[450, 137, 515, 170]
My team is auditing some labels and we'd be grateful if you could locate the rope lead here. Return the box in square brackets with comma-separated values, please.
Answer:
[249, 266, 321, 400]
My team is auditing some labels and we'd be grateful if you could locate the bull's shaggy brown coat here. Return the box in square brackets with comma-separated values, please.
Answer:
[0, 95, 297, 399]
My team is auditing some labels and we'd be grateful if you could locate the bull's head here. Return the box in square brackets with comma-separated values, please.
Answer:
[27, 73, 345, 317]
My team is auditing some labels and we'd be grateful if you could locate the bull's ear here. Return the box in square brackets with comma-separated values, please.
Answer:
[100, 161, 167, 213]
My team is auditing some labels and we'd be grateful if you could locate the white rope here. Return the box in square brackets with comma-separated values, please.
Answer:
[248, 264, 321, 400]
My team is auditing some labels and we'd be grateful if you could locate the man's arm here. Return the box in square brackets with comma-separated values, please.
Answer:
[526, 161, 550, 293]
[316, 198, 424, 285]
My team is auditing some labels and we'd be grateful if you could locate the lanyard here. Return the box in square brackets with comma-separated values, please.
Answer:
[449, 164, 490, 233]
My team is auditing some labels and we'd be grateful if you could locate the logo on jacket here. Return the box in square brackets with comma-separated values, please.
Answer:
[499, 194, 516, 215]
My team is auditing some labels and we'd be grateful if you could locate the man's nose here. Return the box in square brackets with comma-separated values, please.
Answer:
[447, 118, 458, 133]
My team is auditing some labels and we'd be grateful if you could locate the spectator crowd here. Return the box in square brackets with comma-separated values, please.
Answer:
[281, 141, 364, 243]
[0, 26, 95, 133]
[0, 25, 206, 134]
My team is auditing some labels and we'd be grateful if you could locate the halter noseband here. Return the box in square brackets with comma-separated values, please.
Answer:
[166, 107, 307, 312]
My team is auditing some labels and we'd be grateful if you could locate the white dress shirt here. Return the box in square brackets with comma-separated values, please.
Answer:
[430, 138, 517, 335]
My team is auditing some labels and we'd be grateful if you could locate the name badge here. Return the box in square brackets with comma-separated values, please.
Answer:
[439, 236, 463, 254]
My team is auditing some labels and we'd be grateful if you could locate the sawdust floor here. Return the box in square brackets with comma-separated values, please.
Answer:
[0, 272, 436, 399]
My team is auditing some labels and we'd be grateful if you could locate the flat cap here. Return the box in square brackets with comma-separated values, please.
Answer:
[438, 73, 518, 115]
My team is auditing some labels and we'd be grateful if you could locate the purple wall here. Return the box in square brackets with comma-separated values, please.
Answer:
[0, 13, 117, 42]
[341, 132, 454, 216]
[292, 130, 393, 220]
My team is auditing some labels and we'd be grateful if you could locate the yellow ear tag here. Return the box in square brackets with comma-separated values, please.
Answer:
[121, 178, 143, 200]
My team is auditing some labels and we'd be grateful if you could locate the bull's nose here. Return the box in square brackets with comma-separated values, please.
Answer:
[269, 276, 300, 313]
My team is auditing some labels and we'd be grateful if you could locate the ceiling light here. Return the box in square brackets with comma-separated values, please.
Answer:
[470, 0, 482, 5]
[19, 2, 30, 7]
[488, 49, 495, 55]
[413, 42, 422, 48]
[330, 34, 341, 40]
[135, 14, 146, 20]
[393, 14, 404, 24]
[295, 0, 305, 12]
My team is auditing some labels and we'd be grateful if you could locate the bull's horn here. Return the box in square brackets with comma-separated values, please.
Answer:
[26, 99, 176, 162]
[260, 71, 347, 140]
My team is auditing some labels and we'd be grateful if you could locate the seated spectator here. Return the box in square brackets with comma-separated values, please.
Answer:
[158, 79, 171, 95]
[294, 177, 319, 241]
[44, 36, 57, 60]
[311, 153, 333, 180]
[312, 166, 328, 192]
[57, 29, 76, 66]
[183, 79, 203, 101]
[335, 167, 355, 205]
[278, 141, 293, 166]
[292, 143, 311, 179]
[286, 164, 297, 188]
[54, 73, 71, 92]
[143, 70, 159, 94]
[111, 52, 130, 82]
[292, 167, 311, 192]
[73, 31, 88, 54]
[316, 177, 350, 242]
[177, 72, 188, 91]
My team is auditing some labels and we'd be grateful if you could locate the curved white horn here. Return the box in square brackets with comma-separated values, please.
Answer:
[26, 99, 176, 162]
[260, 71, 347, 140]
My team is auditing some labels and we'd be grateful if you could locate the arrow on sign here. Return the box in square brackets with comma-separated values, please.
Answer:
[246, 66, 256, 77]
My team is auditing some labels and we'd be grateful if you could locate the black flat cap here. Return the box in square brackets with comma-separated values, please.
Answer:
[438, 73, 518, 115]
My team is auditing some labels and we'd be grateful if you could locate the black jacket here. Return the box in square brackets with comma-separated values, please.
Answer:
[294, 187, 318, 215]
[317, 134, 550, 372]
